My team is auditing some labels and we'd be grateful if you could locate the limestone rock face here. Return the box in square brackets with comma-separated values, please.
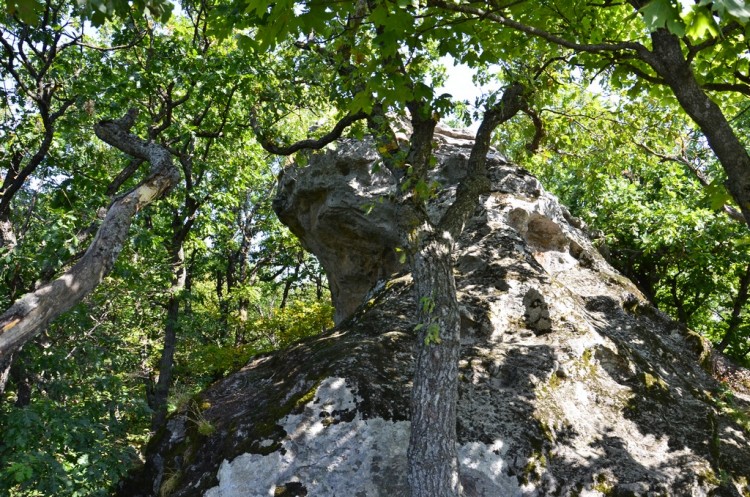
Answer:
[272, 139, 404, 324]
[121, 133, 750, 497]
[272, 124, 509, 324]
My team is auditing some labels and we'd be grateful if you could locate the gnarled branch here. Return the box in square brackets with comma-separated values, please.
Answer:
[0, 109, 180, 359]
[250, 110, 368, 156]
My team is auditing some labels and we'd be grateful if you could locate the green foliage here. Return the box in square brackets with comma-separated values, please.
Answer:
[0, 4, 335, 496]
[248, 299, 334, 351]
[640, 0, 750, 39]
[5, 0, 173, 26]
[178, 343, 258, 383]
[0, 306, 151, 497]
[3, 0, 750, 495]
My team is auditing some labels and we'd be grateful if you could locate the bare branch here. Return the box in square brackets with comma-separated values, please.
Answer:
[250, 111, 368, 156]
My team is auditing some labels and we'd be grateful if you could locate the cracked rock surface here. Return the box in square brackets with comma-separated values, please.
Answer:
[119, 131, 750, 497]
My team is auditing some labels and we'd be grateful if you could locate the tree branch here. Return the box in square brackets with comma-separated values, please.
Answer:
[430, 0, 647, 56]
[250, 111, 368, 156]
[702, 82, 750, 97]
[685, 22, 742, 62]
[0, 109, 181, 359]
[636, 141, 746, 222]
[439, 82, 527, 238]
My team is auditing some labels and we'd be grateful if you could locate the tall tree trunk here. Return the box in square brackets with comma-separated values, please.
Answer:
[279, 260, 301, 310]
[716, 263, 750, 353]
[0, 350, 32, 407]
[405, 84, 527, 497]
[0, 218, 17, 252]
[150, 245, 186, 431]
[254, 82, 525, 497]
[10, 359, 31, 408]
[408, 228, 462, 497]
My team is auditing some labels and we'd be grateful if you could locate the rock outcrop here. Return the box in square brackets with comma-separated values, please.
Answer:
[121, 130, 750, 497]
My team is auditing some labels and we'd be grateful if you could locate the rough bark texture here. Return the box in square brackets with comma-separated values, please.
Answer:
[408, 229, 462, 497]
[0, 110, 180, 359]
[406, 87, 527, 497]
[120, 132, 750, 497]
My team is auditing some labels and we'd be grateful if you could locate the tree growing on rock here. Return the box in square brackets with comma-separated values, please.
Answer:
[209, 3, 550, 495]
[1, 0, 750, 495]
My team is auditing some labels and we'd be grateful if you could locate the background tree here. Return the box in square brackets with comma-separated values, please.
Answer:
[496, 84, 750, 361]
[0, 5, 333, 496]
[433, 0, 750, 226]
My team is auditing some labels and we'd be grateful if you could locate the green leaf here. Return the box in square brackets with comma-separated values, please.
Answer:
[349, 91, 373, 114]
[236, 34, 257, 52]
[685, 7, 721, 39]
[370, 4, 389, 26]
[666, 17, 686, 37]
[12, 0, 42, 25]
[640, 0, 680, 31]
[715, 0, 750, 24]
[705, 180, 733, 210]
[423, 323, 442, 345]
[396, 247, 407, 264]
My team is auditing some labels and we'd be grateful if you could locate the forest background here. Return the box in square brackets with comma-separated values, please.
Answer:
[1, 0, 750, 495]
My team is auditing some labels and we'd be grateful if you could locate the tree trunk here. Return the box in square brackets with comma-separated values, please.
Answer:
[10, 359, 31, 408]
[150, 294, 181, 430]
[150, 241, 187, 430]
[408, 227, 462, 497]
[0, 218, 17, 252]
[404, 85, 527, 497]
[150, 185, 198, 430]
[646, 30, 750, 227]
[716, 263, 750, 353]
[251, 79, 525, 497]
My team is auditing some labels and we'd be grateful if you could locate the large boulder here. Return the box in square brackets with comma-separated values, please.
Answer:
[120, 131, 750, 497]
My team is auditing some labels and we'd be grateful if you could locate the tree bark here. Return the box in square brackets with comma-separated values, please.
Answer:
[408, 227, 462, 497]
[406, 84, 527, 497]
[644, 30, 750, 227]
[0, 110, 180, 360]
[150, 245, 186, 431]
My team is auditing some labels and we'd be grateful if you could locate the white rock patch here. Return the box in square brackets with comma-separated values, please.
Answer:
[204, 377, 524, 497]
